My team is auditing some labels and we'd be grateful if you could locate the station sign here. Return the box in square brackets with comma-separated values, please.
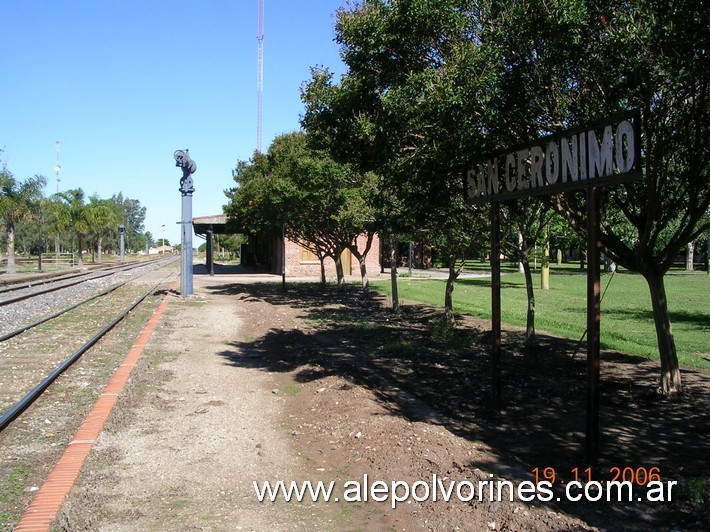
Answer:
[465, 111, 641, 204]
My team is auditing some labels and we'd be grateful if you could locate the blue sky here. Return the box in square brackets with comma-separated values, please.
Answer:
[1, 0, 345, 245]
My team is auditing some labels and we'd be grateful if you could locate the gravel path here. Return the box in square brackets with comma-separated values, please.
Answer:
[60, 271, 335, 531]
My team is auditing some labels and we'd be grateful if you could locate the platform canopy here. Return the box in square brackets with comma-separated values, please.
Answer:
[192, 214, 227, 237]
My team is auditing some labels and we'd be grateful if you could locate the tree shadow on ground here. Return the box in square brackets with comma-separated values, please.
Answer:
[208, 281, 709, 531]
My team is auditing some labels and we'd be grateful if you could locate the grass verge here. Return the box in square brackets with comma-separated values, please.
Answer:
[372, 270, 709, 370]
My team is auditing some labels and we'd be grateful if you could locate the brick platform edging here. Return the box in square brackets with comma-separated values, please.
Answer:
[14, 280, 180, 532]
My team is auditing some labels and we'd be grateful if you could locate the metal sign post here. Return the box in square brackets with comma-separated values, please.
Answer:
[491, 201, 502, 410]
[465, 111, 641, 465]
[586, 186, 602, 464]
[175, 149, 196, 297]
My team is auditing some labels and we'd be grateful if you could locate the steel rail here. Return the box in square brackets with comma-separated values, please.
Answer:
[1, 280, 129, 342]
[0, 257, 164, 294]
[0, 270, 178, 433]
[0, 260, 179, 342]
[0, 258, 170, 306]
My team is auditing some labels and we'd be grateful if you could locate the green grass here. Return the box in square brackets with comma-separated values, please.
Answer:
[372, 270, 710, 370]
[0, 466, 31, 526]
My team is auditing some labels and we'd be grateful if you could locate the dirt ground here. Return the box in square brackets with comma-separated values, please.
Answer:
[58, 265, 708, 531]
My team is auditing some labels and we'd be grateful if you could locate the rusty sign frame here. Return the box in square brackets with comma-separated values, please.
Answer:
[465, 110, 642, 465]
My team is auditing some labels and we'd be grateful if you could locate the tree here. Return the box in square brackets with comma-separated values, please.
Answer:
[84, 196, 119, 263]
[0, 168, 47, 273]
[225, 132, 379, 287]
[303, 0, 496, 316]
[500, 202, 556, 347]
[480, 0, 709, 393]
[220, 233, 247, 257]
[57, 189, 88, 266]
[42, 195, 71, 255]
[109, 193, 147, 252]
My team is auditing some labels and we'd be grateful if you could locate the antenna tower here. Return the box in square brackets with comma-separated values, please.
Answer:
[55, 141, 61, 193]
[257, 0, 264, 153]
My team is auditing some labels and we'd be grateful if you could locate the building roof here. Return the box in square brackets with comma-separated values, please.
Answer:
[193, 214, 227, 236]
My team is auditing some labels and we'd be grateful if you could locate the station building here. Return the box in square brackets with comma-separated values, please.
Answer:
[192, 214, 382, 279]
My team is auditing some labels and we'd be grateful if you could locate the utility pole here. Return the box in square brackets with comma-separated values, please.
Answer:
[257, 0, 264, 153]
[54, 141, 61, 193]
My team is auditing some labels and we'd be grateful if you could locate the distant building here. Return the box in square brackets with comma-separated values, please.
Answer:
[192, 214, 381, 279]
[148, 245, 174, 255]
[242, 233, 381, 278]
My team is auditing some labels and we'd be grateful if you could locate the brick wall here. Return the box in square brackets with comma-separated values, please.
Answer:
[283, 233, 381, 280]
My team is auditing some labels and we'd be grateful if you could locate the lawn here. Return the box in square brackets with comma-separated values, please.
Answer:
[371, 268, 710, 370]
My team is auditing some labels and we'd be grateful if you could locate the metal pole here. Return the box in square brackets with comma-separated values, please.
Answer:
[181, 194, 193, 296]
[175, 149, 196, 298]
[119, 233, 125, 264]
[491, 201, 502, 410]
[281, 225, 286, 290]
[207, 228, 214, 276]
[408, 241, 413, 274]
[38, 211, 43, 272]
[586, 186, 601, 465]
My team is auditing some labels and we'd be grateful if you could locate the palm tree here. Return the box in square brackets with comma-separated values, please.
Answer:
[57, 189, 88, 267]
[0, 168, 47, 274]
[84, 197, 119, 263]
[46, 195, 71, 254]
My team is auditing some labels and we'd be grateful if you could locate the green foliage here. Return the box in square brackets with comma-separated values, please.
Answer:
[108, 193, 147, 252]
[0, 171, 47, 227]
[302, 0, 708, 391]
[224, 131, 380, 284]
[219, 233, 247, 254]
[430, 316, 457, 345]
[1, 150, 152, 261]
[84, 196, 120, 261]
[0, 168, 47, 272]
[279, 384, 302, 395]
[678, 477, 710, 513]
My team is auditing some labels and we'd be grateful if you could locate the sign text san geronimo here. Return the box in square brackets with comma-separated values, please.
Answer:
[466, 112, 641, 204]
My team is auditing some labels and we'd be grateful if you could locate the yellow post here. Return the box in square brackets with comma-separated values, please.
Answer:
[541, 228, 550, 290]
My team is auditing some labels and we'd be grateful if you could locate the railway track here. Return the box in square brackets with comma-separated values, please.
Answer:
[0, 259, 179, 433]
[0, 257, 183, 528]
[0, 257, 167, 303]
[0, 257, 177, 339]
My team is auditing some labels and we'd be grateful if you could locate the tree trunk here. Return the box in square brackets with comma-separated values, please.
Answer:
[335, 253, 345, 287]
[686, 241, 694, 271]
[390, 238, 399, 312]
[444, 256, 459, 326]
[77, 235, 83, 267]
[319, 257, 326, 286]
[6, 222, 17, 274]
[521, 257, 537, 347]
[358, 254, 369, 291]
[97, 236, 103, 263]
[348, 233, 374, 292]
[645, 272, 682, 394]
[517, 232, 525, 273]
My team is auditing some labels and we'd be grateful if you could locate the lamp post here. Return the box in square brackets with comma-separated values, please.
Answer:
[174, 149, 196, 297]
